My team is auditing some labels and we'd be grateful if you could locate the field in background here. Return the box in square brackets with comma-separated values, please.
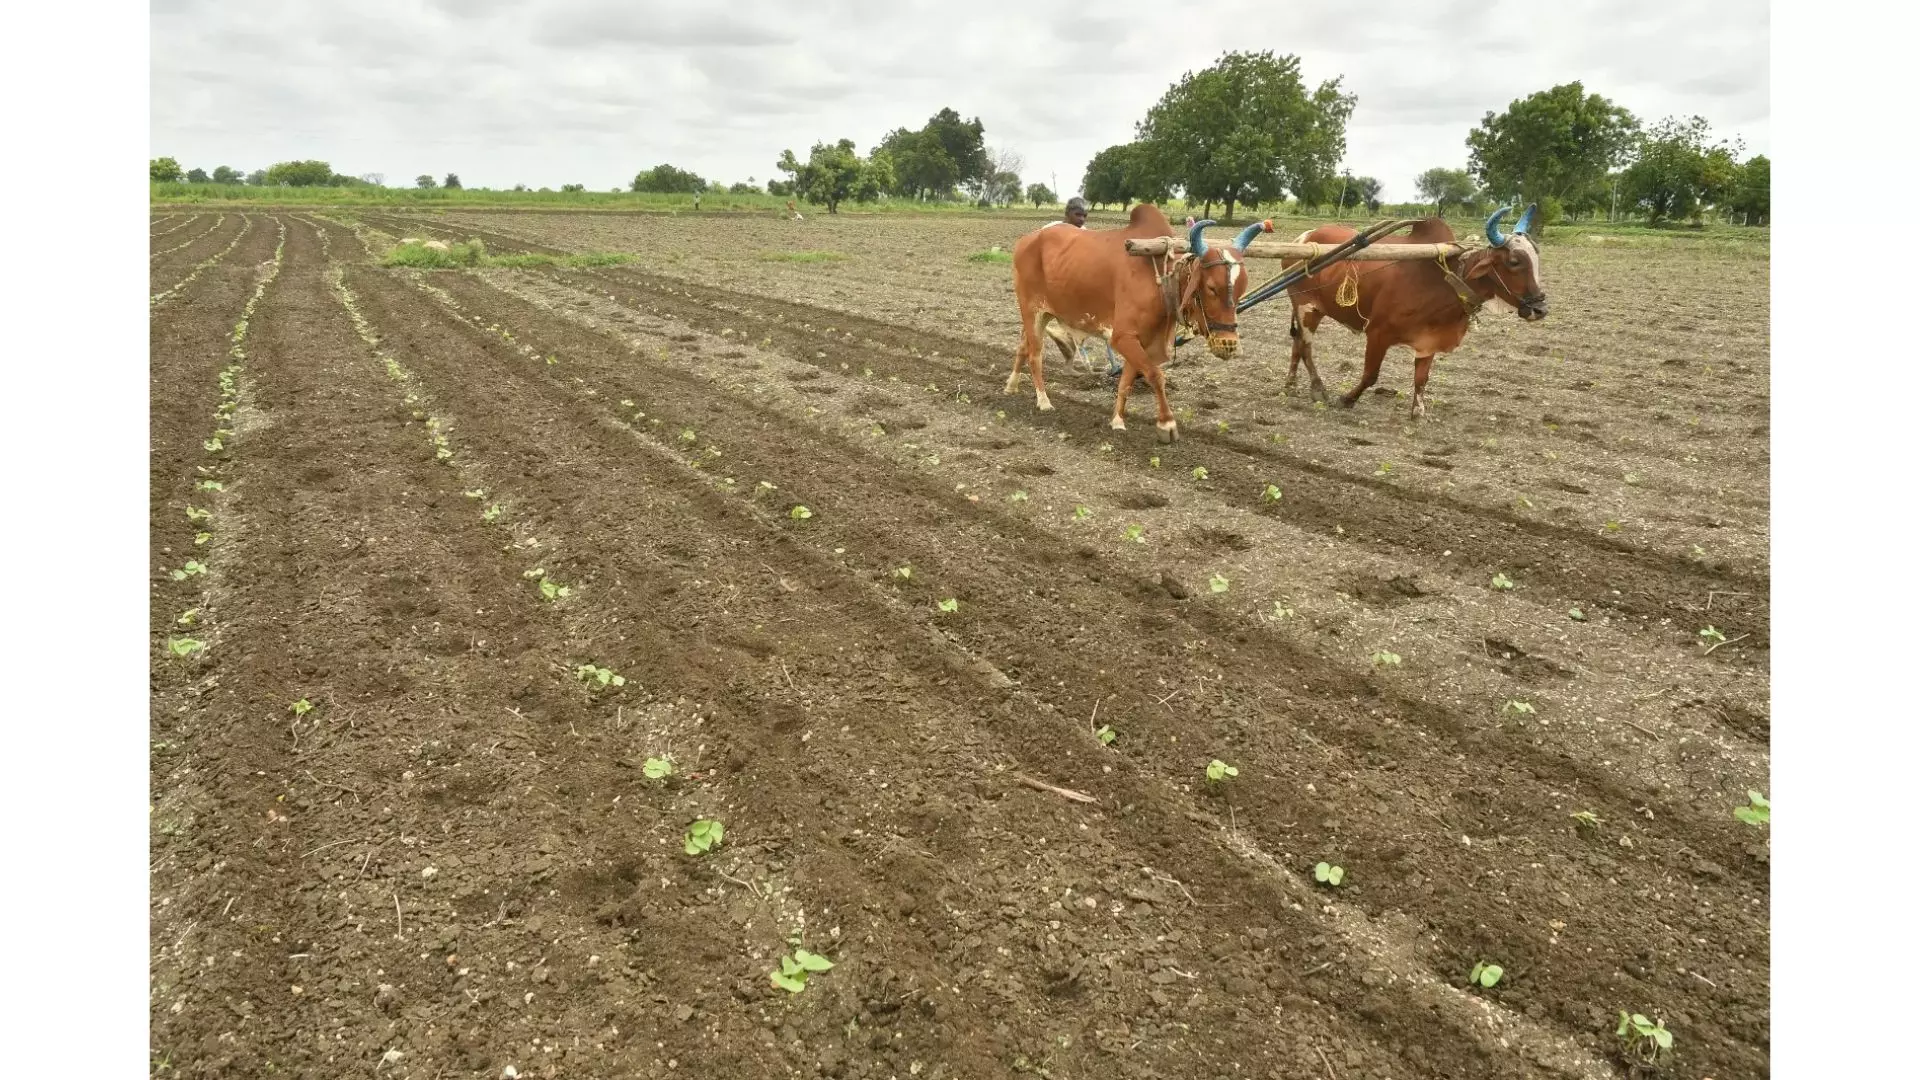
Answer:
[150, 206, 1770, 1079]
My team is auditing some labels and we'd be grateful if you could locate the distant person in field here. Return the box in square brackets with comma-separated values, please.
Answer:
[785, 198, 805, 221]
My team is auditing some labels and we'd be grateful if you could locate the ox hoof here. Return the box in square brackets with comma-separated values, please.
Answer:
[1003, 377, 1021, 395]
[1156, 422, 1178, 444]
[1335, 395, 1358, 410]
[1109, 416, 1127, 431]
[1035, 392, 1054, 412]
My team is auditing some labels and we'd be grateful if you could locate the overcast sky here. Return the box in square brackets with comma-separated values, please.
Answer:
[151, 0, 1767, 202]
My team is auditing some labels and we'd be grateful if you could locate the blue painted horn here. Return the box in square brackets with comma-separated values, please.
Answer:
[1233, 219, 1272, 249]
[1485, 205, 1513, 247]
[1514, 202, 1538, 235]
[1188, 218, 1215, 255]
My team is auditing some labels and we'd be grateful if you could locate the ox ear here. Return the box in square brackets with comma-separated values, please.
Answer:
[1188, 218, 1215, 256]
[1514, 202, 1538, 235]
[1484, 205, 1513, 247]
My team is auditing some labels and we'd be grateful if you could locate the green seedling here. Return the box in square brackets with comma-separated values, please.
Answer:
[1615, 1011, 1674, 1065]
[684, 818, 725, 855]
[621, 399, 635, 408]
[1503, 700, 1536, 716]
[770, 948, 834, 994]
[167, 637, 205, 658]
[196, 480, 224, 492]
[1568, 607, 1586, 621]
[1623, 472, 1642, 485]
[1270, 601, 1295, 619]
[680, 428, 697, 443]
[1261, 484, 1282, 502]
[790, 505, 813, 520]
[1371, 650, 1402, 667]
[643, 756, 673, 780]
[1603, 520, 1622, 533]
[1149, 455, 1161, 468]
[937, 598, 959, 613]
[463, 489, 486, 499]
[1124, 524, 1145, 544]
[1095, 725, 1117, 746]
[1192, 466, 1209, 481]
[176, 609, 199, 626]
[1314, 862, 1345, 886]
[1491, 573, 1515, 590]
[203, 437, 224, 452]
[575, 664, 626, 688]
[1468, 961, 1504, 988]
[539, 578, 571, 601]
[1374, 462, 1392, 476]
[194, 532, 212, 546]
[1010, 490, 1029, 503]
[184, 506, 210, 523]
[1073, 506, 1092, 520]
[1733, 789, 1769, 827]
[289, 698, 314, 716]
[1215, 420, 1230, 433]
[169, 560, 208, 581]
[1205, 759, 1237, 783]
[1691, 544, 1707, 558]
[1698, 626, 1727, 645]
[1570, 810, 1603, 832]
[482, 503, 503, 523]
[1209, 574, 1229, 594]
[892, 565, 912, 580]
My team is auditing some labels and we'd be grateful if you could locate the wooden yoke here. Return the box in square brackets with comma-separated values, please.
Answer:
[1125, 237, 1468, 260]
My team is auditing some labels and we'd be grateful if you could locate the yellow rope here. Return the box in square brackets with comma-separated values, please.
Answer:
[1335, 267, 1360, 307]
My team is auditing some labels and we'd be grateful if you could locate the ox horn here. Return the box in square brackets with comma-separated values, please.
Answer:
[1514, 202, 1539, 235]
[1188, 218, 1215, 256]
[1485, 205, 1513, 247]
[1233, 219, 1272, 250]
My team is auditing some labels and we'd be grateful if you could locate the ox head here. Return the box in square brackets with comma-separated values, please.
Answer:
[1178, 218, 1270, 358]
[1473, 204, 1548, 320]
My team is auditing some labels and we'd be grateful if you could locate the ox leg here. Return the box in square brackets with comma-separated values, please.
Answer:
[1291, 309, 1330, 403]
[1143, 357, 1179, 443]
[1107, 337, 1153, 432]
[1008, 313, 1053, 410]
[1410, 355, 1435, 420]
[1338, 337, 1390, 410]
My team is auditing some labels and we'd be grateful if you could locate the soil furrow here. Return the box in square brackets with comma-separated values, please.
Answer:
[364, 264, 1767, 1078]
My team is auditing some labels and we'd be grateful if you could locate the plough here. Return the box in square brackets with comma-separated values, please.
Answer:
[1081, 217, 1475, 372]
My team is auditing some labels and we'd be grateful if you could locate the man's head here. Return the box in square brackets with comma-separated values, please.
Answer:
[1064, 197, 1088, 227]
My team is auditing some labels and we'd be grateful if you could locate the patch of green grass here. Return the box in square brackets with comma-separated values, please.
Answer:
[967, 248, 1013, 263]
[381, 238, 488, 268]
[759, 250, 848, 263]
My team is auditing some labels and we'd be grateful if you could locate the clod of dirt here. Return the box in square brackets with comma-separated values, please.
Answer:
[1155, 573, 1190, 600]
[1114, 491, 1171, 510]
[1345, 573, 1428, 605]
[1480, 637, 1574, 682]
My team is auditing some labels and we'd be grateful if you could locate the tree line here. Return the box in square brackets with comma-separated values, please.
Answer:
[1078, 59, 1768, 227]
[151, 67, 1768, 228]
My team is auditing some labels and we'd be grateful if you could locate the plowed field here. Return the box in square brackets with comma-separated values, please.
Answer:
[151, 209, 1769, 1079]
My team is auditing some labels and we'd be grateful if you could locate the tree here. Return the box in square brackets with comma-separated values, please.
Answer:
[1135, 50, 1355, 222]
[1466, 82, 1638, 228]
[264, 160, 334, 187]
[969, 146, 1023, 205]
[359, 172, 385, 187]
[1726, 155, 1768, 222]
[1414, 167, 1477, 215]
[210, 165, 242, 185]
[1619, 115, 1742, 224]
[150, 157, 183, 182]
[1026, 183, 1057, 208]
[1080, 144, 1136, 208]
[768, 179, 795, 197]
[631, 163, 707, 194]
[185, 167, 209, 183]
[1332, 173, 1381, 212]
[877, 108, 989, 201]
[561, 183, 586, 193]
[245, 169, 267, 186]
[416, 174, 437, 189]
[443, 173, 462, 190]
[775, 138, 888, 213]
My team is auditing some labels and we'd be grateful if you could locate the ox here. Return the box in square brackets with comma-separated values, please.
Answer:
[1007, 204, 1268, 442]
[1284, 204, 1548, 419]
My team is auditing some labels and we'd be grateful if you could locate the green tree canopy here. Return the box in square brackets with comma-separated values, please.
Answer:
[264, 160, 335, 187]
[210, 165, 243, 184]
[1466, 82, 1638, 219]
[1135, 50, 1355, 222]
[631, 163, 707, 194]
[1619, 115, 1740, 223]
[443, 173, 462, 190]
[416, 174, 437, 189]
[185, 167, 209, 183]
[1332, 173, 1382, 212]
[877, 108, 989, 200]
[1026, 183, 1056, 207]
[1081, 143, 1152, 209]
[775, 139, 889, 214]
[245, 169, 267, 186]
[1414, 166, 1477, 214]
[1727, 155, 1768, 220]
[150, 157, 183, 182]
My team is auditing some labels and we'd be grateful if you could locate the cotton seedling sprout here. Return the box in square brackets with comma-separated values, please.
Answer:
[1491, 573, 1515, 590]
[1073, 506, 1092, 520]
[790, 505, 813, 520]
[575, 664, 625, 688]
[1615, 1012, 1674, 1065]
[1371, 650, 1402, 667]
[1261, 484, 1282, 502]
[1570, 810, 1603, 832]
[937, 598, 959, 613]
[170, 560, 208, 581]
[1468, 961, 1504, 988]
[167, 637, 205, 658]
[684, 818, 724, 855]
[1698, 626, 1727, 645]
[1209, 574, 1230, 593]
[892, 565, 912, 581]
[643, 757, 673, 780]
[770, 947, 834, 994]
[1205, 760, 1237, 783]
[289, 699, 314, 716]
[1095, 725, 1117, 746]
[1733, 789, 1769, 827]
[1313, 861, 1345, 886]
[1010, 490, 1029, 502]
[1503, 700, 1536, 716]
[1124, 524, 1146, 544]
[1192, 466, 1209, 481]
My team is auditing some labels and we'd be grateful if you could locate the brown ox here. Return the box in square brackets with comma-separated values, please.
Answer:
[1285, 204, 1548, 419]
[1007, 204, 1269, 442]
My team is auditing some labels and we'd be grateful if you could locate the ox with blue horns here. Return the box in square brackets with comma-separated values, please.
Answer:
[1009, 204, 1269, 442]
[1282, 203, 1549, 420]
